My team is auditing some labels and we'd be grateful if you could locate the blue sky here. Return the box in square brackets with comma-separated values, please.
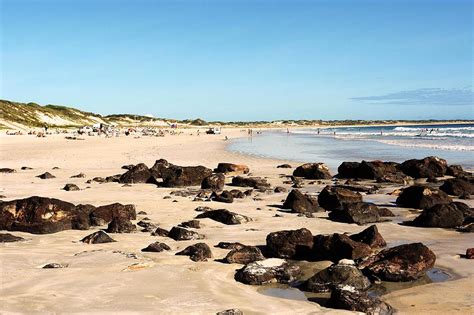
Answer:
[1, 0, 473, 121]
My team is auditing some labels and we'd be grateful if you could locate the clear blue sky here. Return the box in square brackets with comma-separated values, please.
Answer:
[1, 0, 473, 121]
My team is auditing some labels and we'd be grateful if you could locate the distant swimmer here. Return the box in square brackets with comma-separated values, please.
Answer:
[287, 128, 290, 134]
[317, 128, 320, 135]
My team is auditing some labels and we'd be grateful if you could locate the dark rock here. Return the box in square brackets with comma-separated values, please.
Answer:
[274, 186, 287, 193]
[282, 189, 322, 214]
[215, 242, 246, 250]
[334, 184, 378, 194]
[105, 216, 136, 233]
[400, 156, 447, 178]
[446, 164, 464, 177]
[235, 258, 301, 285]
[21, 166, 33, 170]
[0, 233, 25, 242]
[105, 174, 121, 183]
[216, 309, 243, 315]
[266, 228, 314, 259]
[313, 233, 372, 262]
[161, 165, 213, 187]
[81, 231, 116, 244]
[349, 225, 386, 248]
[150, 159, 171, 177]
[327, 287, 393, 315]
[410, 203, 466, 228]
[224, 246, 265, 264]
[43, 263, 68, 269]
[293, 163, 332, 179]
[215, 163, 250, 174]
[89, 203, 136, 226]
[196, 209, 251, 225]
[152, 227, 170, 237]
[195, 206, 213, 212]
[231, 176, 270, 188]
[0, 168, 16, 173]
[37, 172, 55, 179]
[440, 178, 474, 196]
[318, 186, 363, 211]
[179, 219, 201, 229]
[361, 243, 436, 281]
[70, 173, 86, 178]
[92, 177, 105, 183]
[378, 207, 395, 217]
[136, 220, 157, 232]
[137, 211, 147, 215]
[305, 260, 371, 293]
[176, 242, 212, 261]
[376, 172, 413, 185]
[63, 183, 80, 191]
[121, 164, 135, 170]
[328, 202, 381, 225]
[338, 161, 399, 180]
[229, 189, 246, 198]
[201, 173, 225, 191]
[277, 164, 292, 169]
[457, 223, 474, 233]
[119, 163, 158, 184]
[141, 242, 171, 252]
[211, 190, 234, 203]
[466, 248, 474, 259]
[396, 186, 452, 209]
[168, 226, 204, 241]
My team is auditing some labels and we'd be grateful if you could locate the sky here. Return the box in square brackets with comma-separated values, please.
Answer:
[1, 0, 473, 121]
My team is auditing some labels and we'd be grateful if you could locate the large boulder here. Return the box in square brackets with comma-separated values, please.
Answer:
[89, 203, 136, 226]
[313, 233, 372, 262]
[328, 202, 381, 225]
[400, 156, 447, 178]
[282, 189, 322, 213]
[396, 186, 452, 209]
[0, 196, 88, 234]
[105, 216, 136, 233]
[293, 163, 332, 179]
[63, 184, 80, 191]
[231, 176, 270, 188]
[210, 191, 234, 203]
[318, 186, 363, 211]
[266, 228, 314, 259]
[150, 159, 171, 177]
[215, 163, 250, 174]
[361, 243, 436, 281]
[304, 260, 371, 293]
[440, 178, 474, 196]
[161, 165, 213, 187]
[446, 164, 465, 177]
[224, 246, 265, 264]
[235, 258, 301, 285]
[338, 161, 399, 180]
[36, 172, 55, 179]
[168, 226, 204, 241]
[327, 287, 393, 315]
[141, 242, 171, 252]
[196, 209, 251, 225]
[201, 173, 225, 191]
[410, 203, 467, 228]
[349, 225, 386, 248]
[176, 243, 212, 261]
[80, 231, 116, 244]
[119, 163, 158, 184]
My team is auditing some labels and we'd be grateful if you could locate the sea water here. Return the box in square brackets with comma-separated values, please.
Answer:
[228, 124, 474, 171]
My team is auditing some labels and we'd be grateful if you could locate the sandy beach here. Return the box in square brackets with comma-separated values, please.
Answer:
[0, 128, 473, 314]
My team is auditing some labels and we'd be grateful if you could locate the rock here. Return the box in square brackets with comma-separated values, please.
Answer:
[231, 176, 270, 188]
[327, 287, 393, 315]
[119, 163, 158, 184]
[334, 184, 378, 194]
[440, 178, 474, 196]
[378, 207, 395, 217]
[92, 177, 106, 183]
[121, 164, 135, 170]
[313, 233, 372, 262]
[274, 186, 287, 193]
[63, 183, 80, 191]
[0, 233, 25, 242]
[195, 206, 213, 212]
[266, 228, 314, 259]
[215, 242, 246, 250]
[318, 186, 363, 211]
[152, 227, 170, 237]
[161, 165, 213, 187]
[446, 164, 464, 177]
[216, 309, 243, 315]
[37, 172, 55, 179]
[349, 225, 386, 248]
[235, 258, 301, 285]
[141, 242, 171, 252]
[150, 159, 171, 177]
[43, 263, 68, 269]
[179, 219, 201, 229]
[337, 161, 399, 180]
[396, 186, 452, 209]
[293, 163, 332, 179]
[196, 209, 251, 225]
[21, 166, 33, 170]
[277, 164, 292, 169]
[215, 163, 250, 174]
[0, 168, 16, 173]
[361, 243, 436, 281]
[410, 203, 466, 228]
[224, 246, 265, 264]
[201, 173, 225, 191]
[89, 203, 136, 226]
[328, 202, 381, 225]
[70, 173, 86, 178]
[465, 248, 474, 259]
[176, 243, 212, 261]
[105, 174, 121, 183]
[400, 156, 447, 178]
[229, 189, 246, 199]
[136, 220, 157, 232]
[304, 260, 371, 293]
[376, 172, 413, 185]
[282, 189, 322, 214]
[211, 191, 234, 203]
[0, 196, 88, 234]
[81, 231, 116, 244]
[105, 216, 136, 233]
[168, 226, 204, 241]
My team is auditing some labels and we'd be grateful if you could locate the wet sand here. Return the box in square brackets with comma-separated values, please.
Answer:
[0, 129, 473, 314]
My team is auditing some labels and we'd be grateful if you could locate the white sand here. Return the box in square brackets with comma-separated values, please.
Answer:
[0, 129, 473, 314]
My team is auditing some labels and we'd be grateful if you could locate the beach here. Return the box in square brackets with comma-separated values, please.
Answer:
[1, 128, 473, 314]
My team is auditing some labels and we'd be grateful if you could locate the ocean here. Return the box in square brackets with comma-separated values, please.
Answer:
[228, 123, 474, 171]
